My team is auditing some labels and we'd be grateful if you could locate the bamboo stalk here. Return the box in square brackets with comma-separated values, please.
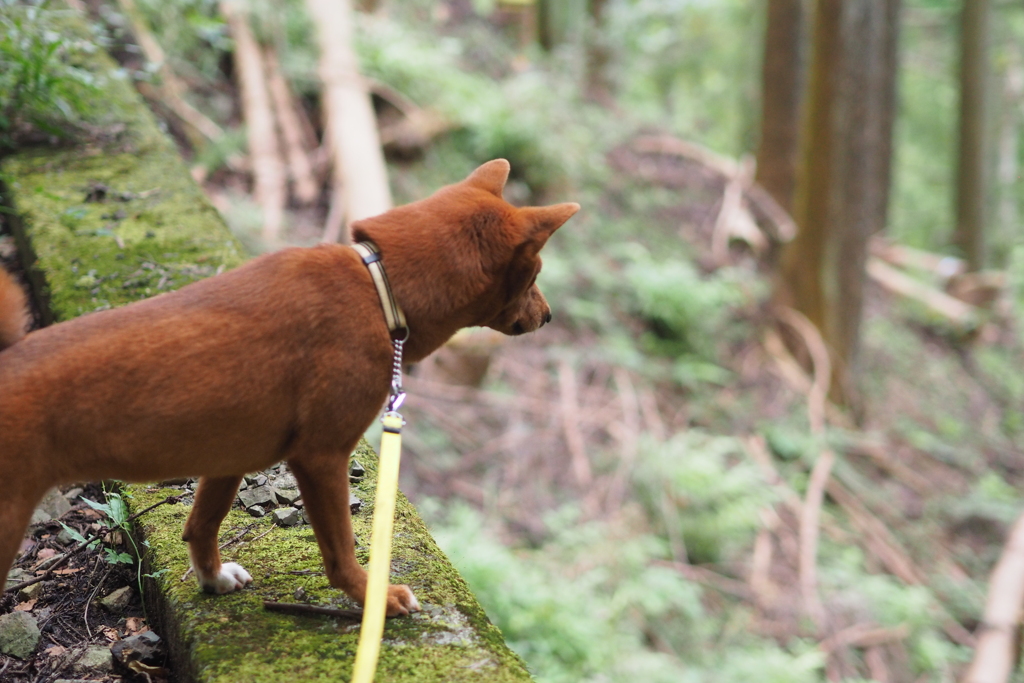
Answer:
[221, 1, 287, 245]
[306, 0, 392, 243]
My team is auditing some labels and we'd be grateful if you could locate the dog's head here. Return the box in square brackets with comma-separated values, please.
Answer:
[456, 160, 578, 336]
[351, 159, 578, 342]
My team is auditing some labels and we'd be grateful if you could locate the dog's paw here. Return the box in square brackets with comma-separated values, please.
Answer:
[198, 562, 253, 594]
[386, 584, 421, 616]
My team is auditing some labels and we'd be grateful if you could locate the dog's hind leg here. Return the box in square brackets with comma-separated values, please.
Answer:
[181, 475, 252, 594]
[0, 485, 44, 591]
[289, 449, 420, 616]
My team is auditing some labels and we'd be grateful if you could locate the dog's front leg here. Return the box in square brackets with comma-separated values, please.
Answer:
[182, 475, 253, 594]
[289, 451, 420, 616]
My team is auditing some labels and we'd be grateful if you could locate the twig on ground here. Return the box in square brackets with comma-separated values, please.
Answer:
[263, 600, 365, 621]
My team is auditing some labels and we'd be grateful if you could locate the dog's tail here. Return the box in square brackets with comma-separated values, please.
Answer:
[0, 267, 28, 351]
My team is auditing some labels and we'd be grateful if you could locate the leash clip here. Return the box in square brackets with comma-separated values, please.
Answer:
[385, 337, 406, 415]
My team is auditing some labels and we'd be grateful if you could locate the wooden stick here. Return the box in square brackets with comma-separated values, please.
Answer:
[263, 600, 364, 621]
[963, 512, 1024, 683]
[221, 1, 287, 245]
[866, 257, 981, 330]
[264, 46, 320, 205]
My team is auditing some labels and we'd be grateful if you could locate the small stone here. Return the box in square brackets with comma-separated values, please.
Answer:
[0, 611, 40, 659]
[31, 488, 71, 524]
[57, 527, 77, 546]
[6, 567, 32, 590]
[99, 585, 133, 613]
[349, 493, 362, 513]
[243, 473, 258, 486]
[18, 581, 44, 602]
[237, 485, 274, 509]
[63, 487, 84, 503]
[271, 472, 298, 490]
[73, 644, 113, 674]
[273, 488, 301, 505]
[293, 498, 304, 508]
[255, 474, 268, 487]
[272, 507, 301, 527]
[246, 505, 266, 518]
[349, 461, 365, 482]
[111, 630, 162, 666]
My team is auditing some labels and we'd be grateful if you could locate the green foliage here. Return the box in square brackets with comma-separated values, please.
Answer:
[425, 501, 824, 683]
[634, 431, 775, 565]
[0, 0, 100, 149]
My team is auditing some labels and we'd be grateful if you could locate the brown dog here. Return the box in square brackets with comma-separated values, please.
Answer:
[0, 159, 578, 615]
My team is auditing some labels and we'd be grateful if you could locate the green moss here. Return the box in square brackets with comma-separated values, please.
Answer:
[127, 440, 532, 683]
[0, 16, 243, 322]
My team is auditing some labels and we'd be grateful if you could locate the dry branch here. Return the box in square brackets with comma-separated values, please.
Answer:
[116, 0, 223, 145]
[870, 237, 966, 280]
[963, 512, 1024, 683]
[776, 306, 833, 627]
[264, 46, 320, 205]
[866, 257, 981, 331]
[631, 134, 797, 242]
[221, 1, 286, 244]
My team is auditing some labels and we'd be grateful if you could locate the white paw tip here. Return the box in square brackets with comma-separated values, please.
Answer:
[199, 562, 253, 594]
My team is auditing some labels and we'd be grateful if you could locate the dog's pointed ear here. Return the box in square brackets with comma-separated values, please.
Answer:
[519, 202, 579, 253]
[466, 159, 511, 197]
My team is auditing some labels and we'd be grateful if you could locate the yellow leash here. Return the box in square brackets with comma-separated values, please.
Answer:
[351, 337, 408, 683]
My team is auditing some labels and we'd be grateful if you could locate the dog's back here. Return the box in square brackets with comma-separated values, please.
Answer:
[0, 267, 27, 351]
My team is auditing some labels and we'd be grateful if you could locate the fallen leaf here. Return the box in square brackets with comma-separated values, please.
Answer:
[52, 567, 83, 575]
[37, 548, 56, 561]
[125, 617, 148, 635]
[45, 645, 67, 657]
[14, 599, 36, 611]
[101, 626, 120, 642]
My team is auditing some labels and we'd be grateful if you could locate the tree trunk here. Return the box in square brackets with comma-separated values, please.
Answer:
[755, 0, 808, 215]
[776, 0, 902, 409]
[306, 0, 392, 243]
[584, 0, 613, 105]
[953, 0, 991, 271]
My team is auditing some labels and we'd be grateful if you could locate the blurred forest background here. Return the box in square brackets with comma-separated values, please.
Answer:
[5, 0, 1024, 681]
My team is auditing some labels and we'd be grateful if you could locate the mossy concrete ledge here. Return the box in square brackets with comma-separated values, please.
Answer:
[0, 17, 532, 683]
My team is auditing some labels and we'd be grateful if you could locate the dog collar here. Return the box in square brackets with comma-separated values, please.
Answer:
[353, 241, 408, 341]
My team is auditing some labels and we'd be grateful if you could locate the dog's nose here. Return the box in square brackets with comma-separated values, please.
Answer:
[543, 311, 552, 325]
